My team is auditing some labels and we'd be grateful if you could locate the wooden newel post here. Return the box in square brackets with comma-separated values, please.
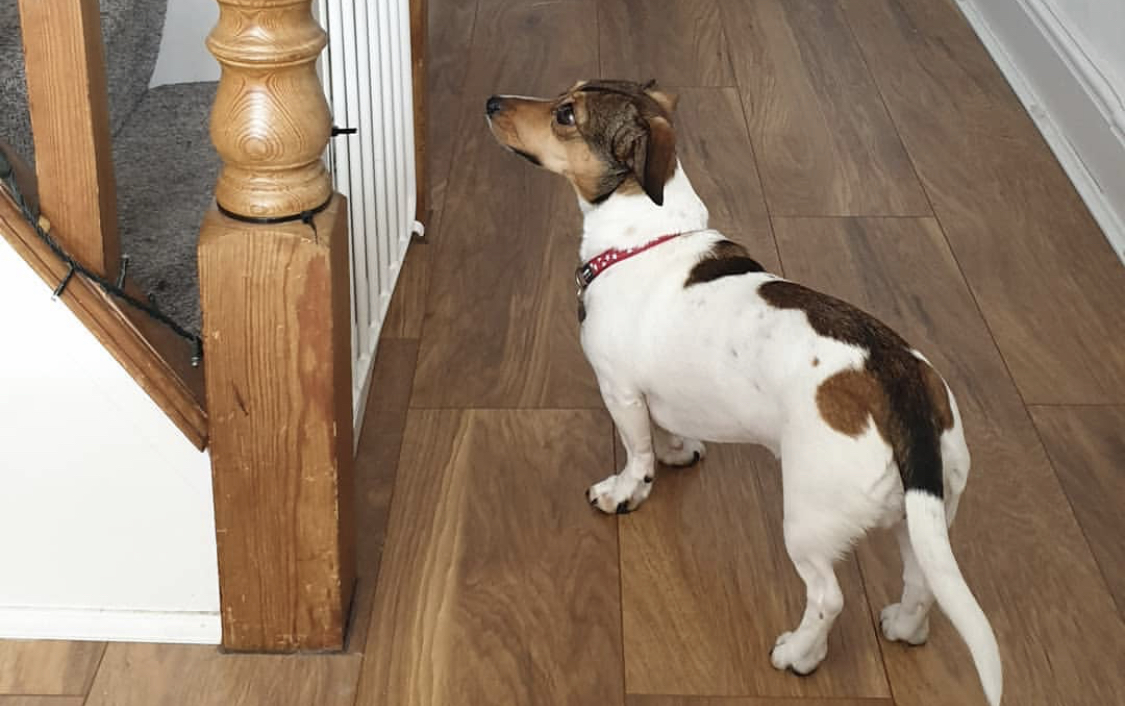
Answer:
[198, 0, 356, 652]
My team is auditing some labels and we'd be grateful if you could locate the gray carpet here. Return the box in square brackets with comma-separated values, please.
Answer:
[0, 0, 167, 166]
[0, 2, 32, 162]
[3, 0, 213, 336]
[113, 82, 219, 335]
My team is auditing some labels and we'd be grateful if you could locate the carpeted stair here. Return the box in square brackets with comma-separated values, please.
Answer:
[112, 82, 218, 334]
[1, 0, 216, 335]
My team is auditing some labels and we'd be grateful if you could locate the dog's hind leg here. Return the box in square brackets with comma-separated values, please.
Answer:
[883, 421, 970, 646]
[771, 430, 889, 676]
[651, 422, 706, 468]
[588, 391, 657, 514]
[770, 508, 849, 676]
[880, 521, 935, 645]
[882, 433, 969, 646]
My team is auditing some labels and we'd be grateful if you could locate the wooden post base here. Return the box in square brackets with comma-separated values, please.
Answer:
[198, 194, 355, 652]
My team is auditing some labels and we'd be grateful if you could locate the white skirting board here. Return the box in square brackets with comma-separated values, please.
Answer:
[0, 607, 220, 644]
[954, 0, 1125, 265]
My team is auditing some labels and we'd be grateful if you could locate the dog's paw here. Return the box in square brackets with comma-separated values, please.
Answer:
[655, 435, 706, 468]
[587, 472, 652, 515]
[770, 630, 827, 676]
[880, 603, 929, 646]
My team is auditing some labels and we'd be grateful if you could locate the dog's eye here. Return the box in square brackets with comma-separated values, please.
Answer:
[555, 104, 576, 126]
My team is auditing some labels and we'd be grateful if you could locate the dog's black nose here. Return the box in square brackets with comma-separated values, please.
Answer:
[486, 96, 503, 116]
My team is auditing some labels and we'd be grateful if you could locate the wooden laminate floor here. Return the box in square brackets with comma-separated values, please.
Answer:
[4, 0, 1125, 703]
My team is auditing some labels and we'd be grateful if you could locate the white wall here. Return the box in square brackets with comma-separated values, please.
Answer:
[150, 0, 220, 87]
[0, 240, 220, 644]
[956, 0, 1125, 264]
[1055, 0, 1125, 89]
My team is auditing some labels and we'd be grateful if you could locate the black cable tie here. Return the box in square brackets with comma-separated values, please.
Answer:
[331, 125, 358, 137]
[216, 197, 331, 240]
[300, 208, 318, 236]
[191, 337, 204, 368]
[52, 263, 76, 300]
[115, 254, 130, 289]
[5, 146, 213, 365]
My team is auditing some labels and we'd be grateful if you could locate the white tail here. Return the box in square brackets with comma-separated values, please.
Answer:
[905, 490, 1003, 706]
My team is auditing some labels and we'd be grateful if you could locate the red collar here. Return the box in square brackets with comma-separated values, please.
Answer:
[575, 232, 683, 291]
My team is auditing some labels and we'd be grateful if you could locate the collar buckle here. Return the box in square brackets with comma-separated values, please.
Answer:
[575, 263, 596, 290]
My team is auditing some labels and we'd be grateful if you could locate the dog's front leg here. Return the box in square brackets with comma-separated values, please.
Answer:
[587, 392, 656, 514]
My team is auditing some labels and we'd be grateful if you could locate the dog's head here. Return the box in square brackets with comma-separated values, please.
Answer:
[485, 79, 679, 206]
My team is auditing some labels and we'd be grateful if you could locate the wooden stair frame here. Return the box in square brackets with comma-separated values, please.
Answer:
[0, 181, 208, 450]
[4, 0, 207, 447]
[6, 0, 427, 652]
[199, 0, 356, 652]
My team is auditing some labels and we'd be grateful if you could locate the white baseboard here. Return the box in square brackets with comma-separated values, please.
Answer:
[0, 606, 221, 644]
[955, 0, 1125, 265]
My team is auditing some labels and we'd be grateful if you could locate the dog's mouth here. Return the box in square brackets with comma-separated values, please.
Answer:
[487, 114, 544, 168]
[509, 147, 542, 167]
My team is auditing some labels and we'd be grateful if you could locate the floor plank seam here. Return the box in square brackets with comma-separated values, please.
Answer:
[767, 214, 942, 221]
[837, 0, 936, 225]
[410, 0, 484, 359]
[616, 517, 628, 703]
[80, 642, 107, 704]
[852, 548, 899, 704]
[405, 405, 609, 412]
[623, 693, 897, 701]
[716, 8, 739, 88]
[594, 0, 602, 77]
[1022, 406, 1125, 622]
[430, 0, 483, 222]
[348, 361, 422, 706]
[1026, 402, 1125, 408]
[718, 25, 785, 277]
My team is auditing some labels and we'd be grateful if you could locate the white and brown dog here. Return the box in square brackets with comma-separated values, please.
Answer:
[486, 80, 1002, 705]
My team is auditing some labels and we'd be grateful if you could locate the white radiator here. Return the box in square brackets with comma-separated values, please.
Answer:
[316, 0, 421, 434]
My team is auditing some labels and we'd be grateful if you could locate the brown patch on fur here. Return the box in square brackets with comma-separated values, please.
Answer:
[812, 357, 820, 367]
[684, 240, 766, 286]
[816, 369, 889, 438]
[760, 280, 949, 495]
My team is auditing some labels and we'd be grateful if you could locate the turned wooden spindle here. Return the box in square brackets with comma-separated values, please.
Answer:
[206, 0, 333, 218]
[199, 0, 355, 652]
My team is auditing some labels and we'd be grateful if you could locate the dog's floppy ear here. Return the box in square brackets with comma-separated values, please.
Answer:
[626, 115, 676, 206]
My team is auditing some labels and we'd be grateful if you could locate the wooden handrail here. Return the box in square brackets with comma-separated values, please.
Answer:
[17, 0, 120, 280]
[199, 0, 356, 652]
